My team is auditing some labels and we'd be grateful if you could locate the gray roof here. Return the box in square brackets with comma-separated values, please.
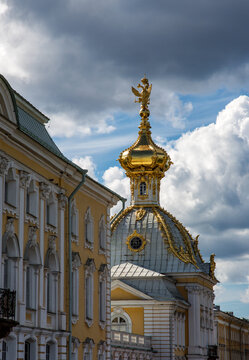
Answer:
[111, 206, 210, 275]
[111, 262, 163, 278]
[18, 106, 65, 159]
[112, 263, 188, 304]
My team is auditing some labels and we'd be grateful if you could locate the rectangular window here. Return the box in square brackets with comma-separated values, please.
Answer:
[26, 266, 36, 310]
[86, 275, 93, 320]
[47, 273, 56, 313]
[99, 280, 106, 322]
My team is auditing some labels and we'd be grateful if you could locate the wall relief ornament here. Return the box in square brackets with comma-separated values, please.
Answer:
[39, 182, 51, 199]
[48, 235, 57, 254]
[28, 225, 38, 246]
[58, 189, 67, 209]
[19, 170, 31, 188]
[135, 208, 146, 221]
[0, 155, 9, 175]
[5, 217, 15, 236]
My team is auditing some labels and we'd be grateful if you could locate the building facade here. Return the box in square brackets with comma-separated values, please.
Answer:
[0, 74, 120, 360]
[214, 306, 249, 360]
[110, 77, 218, 360]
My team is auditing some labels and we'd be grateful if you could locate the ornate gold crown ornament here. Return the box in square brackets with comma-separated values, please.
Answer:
[119, 77, 172, 180]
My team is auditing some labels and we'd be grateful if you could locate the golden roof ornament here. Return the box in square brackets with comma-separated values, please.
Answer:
[132, 76, 152, 121]
[119, 76, 172, 180]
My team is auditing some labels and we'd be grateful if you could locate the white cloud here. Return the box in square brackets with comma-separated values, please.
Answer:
[102, 166, 130, 215]
[241, 285, 249, 304]
[151, 86, 193, 128]
[72, 156, 97, 180]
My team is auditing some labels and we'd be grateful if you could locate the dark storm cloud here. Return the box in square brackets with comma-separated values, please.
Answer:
[9, 0, 249, 80]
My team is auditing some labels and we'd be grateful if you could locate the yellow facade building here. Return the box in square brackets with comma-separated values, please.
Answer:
[214, 306, 249, 360]
[0, 74, 121, 360]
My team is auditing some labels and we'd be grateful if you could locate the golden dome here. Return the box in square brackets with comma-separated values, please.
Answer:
[119, 77, 172, 178]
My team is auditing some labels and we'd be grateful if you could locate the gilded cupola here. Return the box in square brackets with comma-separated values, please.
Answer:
[119, 77, 172, 205]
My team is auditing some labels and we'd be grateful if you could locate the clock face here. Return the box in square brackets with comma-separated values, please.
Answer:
[130, 236, 143, 250]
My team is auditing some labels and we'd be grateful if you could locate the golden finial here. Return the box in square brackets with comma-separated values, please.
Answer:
[131, 76, 152, 120]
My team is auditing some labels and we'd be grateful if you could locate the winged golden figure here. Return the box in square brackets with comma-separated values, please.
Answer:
[132, 76, 152, 109]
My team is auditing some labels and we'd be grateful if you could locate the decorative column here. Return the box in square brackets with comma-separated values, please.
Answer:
[186, 285, 203, 359]
[0, 155, 9, 287]
[39, 182, 50, 327]
[18, 171, 30, 324]
[58, 190, 67, 330]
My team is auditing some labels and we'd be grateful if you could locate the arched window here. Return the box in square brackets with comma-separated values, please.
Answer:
[111, 310, 132, 332]
[85, 259, 96, 327]
[99, 215, 106, 252]
[24, 226, 41, 310]
[26, 179, 38, 217]
[5, 167, 17, 207]
[2, 218, 20, 291]
[45, 236, 60, 314]
[140, 182, 146, 196]
[85, 208, 94, 249]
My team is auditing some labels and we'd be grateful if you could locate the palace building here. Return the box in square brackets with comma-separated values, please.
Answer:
[0, 74, 122, 360]
[110, 77, 218, 360]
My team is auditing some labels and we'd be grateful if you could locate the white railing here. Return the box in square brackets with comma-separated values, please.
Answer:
[111, 330, 152, 349]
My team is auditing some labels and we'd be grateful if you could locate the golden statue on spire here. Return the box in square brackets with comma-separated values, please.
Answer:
[132, 76, 152, 119]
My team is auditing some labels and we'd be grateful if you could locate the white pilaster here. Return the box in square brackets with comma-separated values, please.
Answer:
[18, 171, 29, 324]
[58, 191, 67, 330]
[0, 154, 9, 286]
[187, 285, 205, 360]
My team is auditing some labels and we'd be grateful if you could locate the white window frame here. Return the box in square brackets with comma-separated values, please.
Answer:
[111, 309, 132, 333]
[2, 217, 20, 291]
[85, 207, 94, 250]
[26, 179, 38, 218]
[85, 259, 96, 327]
[99, 264, 108, 328]
[46, 191, 58, 229]
[24, 226, 41, 311]
[45, 235, 60, 315]
[72, 252, 81, 321]
[4, 167, 17, 208]
[98, 215, 106, 253]
[26, 265, 37, 310]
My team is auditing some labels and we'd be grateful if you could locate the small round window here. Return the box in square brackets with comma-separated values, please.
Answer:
[126, 230, 146, 252]
[130, 237, 142, 250]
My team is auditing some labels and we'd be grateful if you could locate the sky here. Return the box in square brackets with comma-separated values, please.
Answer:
[1, 0, 249, 318]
